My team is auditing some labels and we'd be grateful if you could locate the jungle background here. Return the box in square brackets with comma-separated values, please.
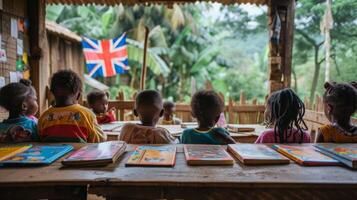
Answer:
[46, 0, 357, 104]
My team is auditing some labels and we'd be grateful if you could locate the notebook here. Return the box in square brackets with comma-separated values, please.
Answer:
[62, 141, 127, 166]
[227, 125, 255, 133]
[100, 123, 122, 132]
[314, 143, 357, 169]
[126, 145, 176, 167]
[184, 145, 234, 165]
[272, 144, 340, 166]
[228, 144, 290, 165]
[181, 122, 198, 129]
[1, 145, 73, 166]
[0, 145, 32, 161]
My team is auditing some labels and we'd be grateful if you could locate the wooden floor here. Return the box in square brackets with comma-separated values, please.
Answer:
[1, 144, 357, 200]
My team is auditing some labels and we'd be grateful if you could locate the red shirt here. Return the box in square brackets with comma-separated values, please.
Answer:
[96, 112, 116, 124]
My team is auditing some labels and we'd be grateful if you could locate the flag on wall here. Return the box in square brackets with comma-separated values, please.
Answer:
[82, 33, 130, 78]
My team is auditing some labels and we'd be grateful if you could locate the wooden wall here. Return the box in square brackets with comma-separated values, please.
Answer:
[0, 0, 29, 121]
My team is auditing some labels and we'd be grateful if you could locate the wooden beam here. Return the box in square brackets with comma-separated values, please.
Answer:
[28, 0, 49, 114]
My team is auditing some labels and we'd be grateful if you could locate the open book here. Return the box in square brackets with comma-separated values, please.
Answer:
[126, 145, 176, 167]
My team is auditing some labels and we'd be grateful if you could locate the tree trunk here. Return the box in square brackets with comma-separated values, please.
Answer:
[309, 45, 321, 102]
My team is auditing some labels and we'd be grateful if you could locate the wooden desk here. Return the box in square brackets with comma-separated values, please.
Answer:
[1, 144, 357, 200]
[105, 123, 265, 143]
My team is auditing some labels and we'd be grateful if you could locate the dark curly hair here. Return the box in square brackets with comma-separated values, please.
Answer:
[87, 90, 109, 105]
[191, 90, 224, 128]
[0, 79, 35, 113]
[50, 70, 82, 96]
[323, 82, 357, 119]
[163, 101, 175, 109]
[135, 90, 162, 108]
[266, 88, 307, 143]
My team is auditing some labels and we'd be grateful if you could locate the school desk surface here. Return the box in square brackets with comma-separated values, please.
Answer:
[105, 123, 265, 143]
[0, 143, 357, 200]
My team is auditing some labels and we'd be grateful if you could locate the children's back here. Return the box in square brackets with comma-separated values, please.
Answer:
[38, 70, 105, 143]
[255, 88, 310, 144]
[181, 90, 235, 145]
[0, 79, 39, 142]
[317, 82, 357, 143]
[119, 90, 176, 144]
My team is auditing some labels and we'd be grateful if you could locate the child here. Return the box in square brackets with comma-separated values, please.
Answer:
[316, 82, 357, 143]
[87, 90, 116, 124]
[119, 90, 176, 144]
[181, 90, 235, 145]
[158, 101, 182, 125]
[0, 79, 39, 142]
[255, 88, 311, 143]
[38, 70, 106, 143]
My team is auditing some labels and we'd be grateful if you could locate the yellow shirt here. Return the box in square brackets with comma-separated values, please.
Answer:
[319, 124, 357, 143]
[38, 104, 106, 143]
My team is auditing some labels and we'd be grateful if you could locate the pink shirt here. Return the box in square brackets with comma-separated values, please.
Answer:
[255, 128, 311, 143]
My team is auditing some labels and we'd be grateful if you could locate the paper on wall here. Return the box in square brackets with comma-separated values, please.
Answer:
[9, 71, 18, 83]
[0, 0, 3, 10]
[17, 39, 23, 55]
[0, 76, 5, 88]
[11, 18, 18, 38]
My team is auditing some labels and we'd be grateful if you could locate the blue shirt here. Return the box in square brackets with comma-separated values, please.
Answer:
[0, 116, 39, 142]
[181, 127, 231, 145]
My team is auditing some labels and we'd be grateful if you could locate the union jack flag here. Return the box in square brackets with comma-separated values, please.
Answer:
[82, 33, 130, 77]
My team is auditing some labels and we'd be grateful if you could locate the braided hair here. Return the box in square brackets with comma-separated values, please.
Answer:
[265, 88, 307, 143]
[323, 82, 357, 120]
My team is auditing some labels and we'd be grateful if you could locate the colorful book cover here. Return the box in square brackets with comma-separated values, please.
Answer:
[126, 145, 176, 167]
[0, 145, 32, 161]
[314, 143, 357, 168]
[62, 141, 127, 166]
[1, 145, 73, 165]
[228, 144, 290, 165]
[184, 145, 234, 165]
[272, 144, 340, 166]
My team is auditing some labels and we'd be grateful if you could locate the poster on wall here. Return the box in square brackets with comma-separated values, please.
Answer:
[0, 77, 5, 88]
[0, 34, 6, 62]
[11, 18, 18, 38]
[17, 39, 23, 55]
[0, 0, 3, 10]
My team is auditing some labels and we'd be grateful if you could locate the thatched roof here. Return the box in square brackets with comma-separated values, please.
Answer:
[46, 0, 269, 6]
[46, 20, 82, 42]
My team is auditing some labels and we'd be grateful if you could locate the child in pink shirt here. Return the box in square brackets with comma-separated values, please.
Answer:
[255, 88, 311, 143]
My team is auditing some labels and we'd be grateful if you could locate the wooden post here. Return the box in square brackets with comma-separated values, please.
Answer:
[268, 0, 295, 93]
[28, 0, 49, 114]
[140, 27, 149, 91]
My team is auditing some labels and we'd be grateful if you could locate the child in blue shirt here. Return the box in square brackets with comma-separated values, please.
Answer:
[0, 79, 39, 142]
[181, 90, 235, 145]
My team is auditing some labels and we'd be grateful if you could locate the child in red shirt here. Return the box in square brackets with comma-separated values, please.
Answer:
[87, 90, 116, 124]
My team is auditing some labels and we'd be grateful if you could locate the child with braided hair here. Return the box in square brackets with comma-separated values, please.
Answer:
[316, 82, 357, 143]
[255, 88, 311, 143]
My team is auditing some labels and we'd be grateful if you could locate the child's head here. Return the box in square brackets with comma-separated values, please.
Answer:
[163, 101, 175, 120]
[191, 90, 224, 128]
[265, 88, 306, 143]
[134, 90, 163, 126]
[87, 90, 109, 115]
[0, 79, 38, 117]
[50, 70, 82, 107]
[323, 82, 357, 122]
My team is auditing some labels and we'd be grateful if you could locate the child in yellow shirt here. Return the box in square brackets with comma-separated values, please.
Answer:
[316, 82, 357, 143]
[38, 70, 106, 143]
[158, 101, 182, 125]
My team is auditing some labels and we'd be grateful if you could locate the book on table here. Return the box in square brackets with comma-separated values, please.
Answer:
[314, 143, 357, 169]
[272, 144, 340, 166]
[228, 144, 290, 165]
[126, 145, 176, 167]
[1, 145, 73, 166]
[227, 125, 255, 133]
[62, 141, 127, 167]
[181, 122, 198, 129]
[184, 145, 234, 165]
[100, 123, 122, 132]
[0, 144, 32, 162]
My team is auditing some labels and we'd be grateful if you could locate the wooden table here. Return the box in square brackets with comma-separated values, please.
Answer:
[1, 143, 357, 200]
[104, 122, 265, 143]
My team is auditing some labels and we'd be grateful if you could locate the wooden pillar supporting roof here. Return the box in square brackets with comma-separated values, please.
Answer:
[268, 0, 294, 93]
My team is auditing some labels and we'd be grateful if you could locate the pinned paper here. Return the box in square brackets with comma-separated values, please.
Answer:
[18, 19, 25, 32]
[0, 49, 6, 62]
[9, 71, 18, 83]
[23, 52, 28, 65]
[0, 0, 3, 10]
[16, 59, 24, 71]
[17, 71, 23, 80]
[11, 18, 18, 38]
[23, 70, 30, 80]
[17, 39, 23, 55]
[0, 76, 5, 88]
